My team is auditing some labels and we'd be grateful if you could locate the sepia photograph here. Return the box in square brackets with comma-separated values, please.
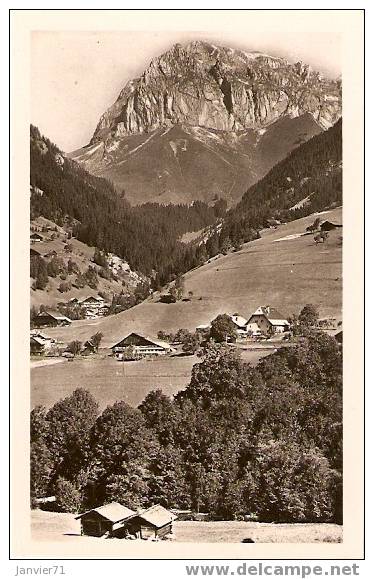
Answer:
[10, 8, 364, 560]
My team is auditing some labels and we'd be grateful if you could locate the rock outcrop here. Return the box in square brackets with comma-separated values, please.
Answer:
[71, 41, 341, 205]
[91, 41, 341, 142]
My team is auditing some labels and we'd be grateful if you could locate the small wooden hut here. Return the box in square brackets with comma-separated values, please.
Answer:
[75, 502, 135, 537]
[128, 504, 177, 540]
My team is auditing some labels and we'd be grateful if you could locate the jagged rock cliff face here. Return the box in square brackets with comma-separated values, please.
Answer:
[91, 41, 341, 141]
[71, 41, 341, 205]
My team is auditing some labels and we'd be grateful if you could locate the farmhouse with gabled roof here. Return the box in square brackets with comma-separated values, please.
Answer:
[112, 332, 176, 359]
[34, 311, 72, 328]
[247, 305, 289, 335]
[30, 232, 44, 243]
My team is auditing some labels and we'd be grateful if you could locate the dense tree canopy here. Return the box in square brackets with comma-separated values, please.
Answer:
[31, 333, 342, 523]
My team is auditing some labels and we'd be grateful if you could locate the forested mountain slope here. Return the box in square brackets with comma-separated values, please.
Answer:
[218, 118, 342, 246]
[30, 125, 224, 283]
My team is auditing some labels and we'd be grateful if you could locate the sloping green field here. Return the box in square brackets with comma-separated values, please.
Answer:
[44, 207, 342, 349]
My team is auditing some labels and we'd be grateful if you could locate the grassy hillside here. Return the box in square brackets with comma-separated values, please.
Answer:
[30, 216, 143, 310]
[43, 207, 342, 348]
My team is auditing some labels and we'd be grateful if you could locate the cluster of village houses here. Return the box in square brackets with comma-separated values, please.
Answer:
[31, 300, 340, 359]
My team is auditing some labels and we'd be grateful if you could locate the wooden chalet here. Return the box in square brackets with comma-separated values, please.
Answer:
[30, 331, 56, 354]
[196, 324, 211, 333]
[126, 504, 177, 540]
[77, 296, 109, 318]
[75, 502, 135, 537]
[34, 311, 72, 328]
[112, 332, 176, 359]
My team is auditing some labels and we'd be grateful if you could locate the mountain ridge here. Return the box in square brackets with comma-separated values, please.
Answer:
[70, 40, 340, 206]
[91, 40, 341, 140]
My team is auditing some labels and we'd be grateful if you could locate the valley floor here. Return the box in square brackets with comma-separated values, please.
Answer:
[31, 349, 269, 410]
[31, 207, 342, 411]
[31, 510, 342, 544]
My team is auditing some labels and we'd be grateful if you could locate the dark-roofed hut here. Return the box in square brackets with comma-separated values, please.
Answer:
[30, 336, 45, 355]
[127, 504, 177, 540]
[75, 502, 135, 537]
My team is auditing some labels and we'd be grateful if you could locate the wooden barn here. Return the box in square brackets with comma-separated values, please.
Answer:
[127, 504, 177, 540]
[75, 502, 136, 537]
[112, 332, 176, 358]
[30, 332, 56, 355]
[34, 311, 72, 328]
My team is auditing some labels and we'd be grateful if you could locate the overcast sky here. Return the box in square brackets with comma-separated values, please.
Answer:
[31, 30, 341, 152]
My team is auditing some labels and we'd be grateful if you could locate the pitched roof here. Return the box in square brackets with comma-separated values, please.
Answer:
[112, 332, 175, 351]
[30, 336, 45, 346]
[30, 331, 55, 341]
[75, 502, 135, 523]
[146, 337, 175, 350]
[248, 306, 289, 326]
[230, 315, 248, 328]
[136, 504, 177, 528]
[36, 311, 72, 322]
[80, 295, 104, 303]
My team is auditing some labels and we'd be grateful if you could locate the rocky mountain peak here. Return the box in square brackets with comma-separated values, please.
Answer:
[89, 40, 341, 145]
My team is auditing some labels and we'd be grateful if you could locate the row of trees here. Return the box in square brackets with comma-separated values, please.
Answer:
[157, 315, 239, 355]
[31, 330, 342, 523]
